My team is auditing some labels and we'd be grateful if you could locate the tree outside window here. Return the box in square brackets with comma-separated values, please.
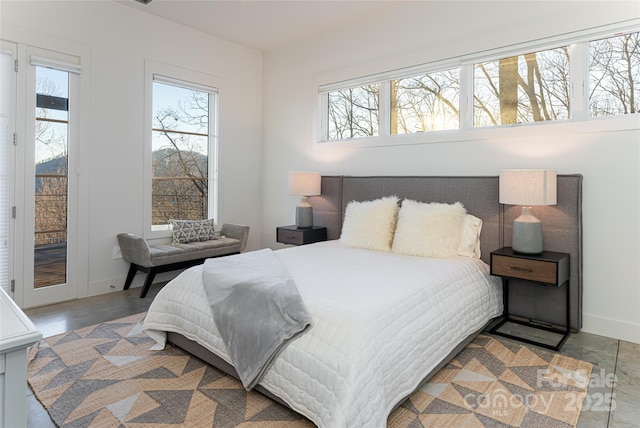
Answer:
[327, 84, 379, 140]
[391, 69, 460, 133]
[474, 46, 571, 127]
[590, 32, 639, 116]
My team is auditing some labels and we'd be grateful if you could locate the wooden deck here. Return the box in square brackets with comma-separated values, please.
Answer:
[34, 243, 66, 288]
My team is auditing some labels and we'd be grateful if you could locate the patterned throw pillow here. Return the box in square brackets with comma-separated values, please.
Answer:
[169, 219, 217, 245]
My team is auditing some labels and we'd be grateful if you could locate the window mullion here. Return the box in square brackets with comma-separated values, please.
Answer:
[459, 64, 474, 130]
[209, 92, 219, 224]
[379, 82, 390, 137]
[571, 42, 589, 121]
[318, 92, 329, 142]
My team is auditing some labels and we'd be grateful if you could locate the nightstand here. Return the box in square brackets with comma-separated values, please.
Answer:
[490, 247, 570, 351]
[276, 225, 327, 245]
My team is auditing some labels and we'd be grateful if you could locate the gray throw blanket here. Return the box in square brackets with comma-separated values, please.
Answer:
[202, 249, 312, 390]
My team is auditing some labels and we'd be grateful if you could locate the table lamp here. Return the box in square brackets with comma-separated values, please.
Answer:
[288, 172, 321, 228]
[499, 169, 557, 254]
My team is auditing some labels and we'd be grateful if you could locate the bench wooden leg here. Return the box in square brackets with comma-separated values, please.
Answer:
[140, 268, 158, 298]
[131, 256, 235, 298]
[123, 263, 138, 290]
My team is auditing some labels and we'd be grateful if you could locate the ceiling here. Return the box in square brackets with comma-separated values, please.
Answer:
[118, 0, 399, 51]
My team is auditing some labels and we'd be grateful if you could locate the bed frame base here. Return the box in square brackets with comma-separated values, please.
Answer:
[166, 332, 290, 408]
[168, 323, 489, 419]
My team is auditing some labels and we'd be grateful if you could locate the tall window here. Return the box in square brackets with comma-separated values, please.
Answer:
[151, 75, 218, 227]
[34, 66, 69, 288]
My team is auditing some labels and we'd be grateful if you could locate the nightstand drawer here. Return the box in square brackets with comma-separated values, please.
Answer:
[492, 254, 558, 284]
[277, 228, 305, 245]
[276, 226, 327, 245]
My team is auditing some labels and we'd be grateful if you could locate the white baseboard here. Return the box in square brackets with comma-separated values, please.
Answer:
[582, 313, 640, 344]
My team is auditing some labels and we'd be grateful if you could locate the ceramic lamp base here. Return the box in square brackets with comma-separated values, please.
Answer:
[512, 206, 543, 254]
[295, 197, 313, 229]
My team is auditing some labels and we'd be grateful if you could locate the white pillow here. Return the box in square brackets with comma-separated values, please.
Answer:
[458, 214, 483, 258]
[340, 196, 399, 252]
[391, 200, 467, 258]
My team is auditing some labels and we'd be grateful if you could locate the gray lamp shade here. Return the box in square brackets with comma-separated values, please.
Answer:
[499, 169, 557, 254]
[288, 172, 321, 229]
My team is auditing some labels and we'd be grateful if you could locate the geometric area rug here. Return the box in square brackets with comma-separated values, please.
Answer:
[27, 312, 592, 427]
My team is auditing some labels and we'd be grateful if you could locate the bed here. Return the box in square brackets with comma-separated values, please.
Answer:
[142, 175, 583, 427]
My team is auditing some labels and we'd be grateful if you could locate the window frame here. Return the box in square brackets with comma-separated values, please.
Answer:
[20, 45, 84, 307]
[314, 21, 639, 149]
[143, 60, 220, 239]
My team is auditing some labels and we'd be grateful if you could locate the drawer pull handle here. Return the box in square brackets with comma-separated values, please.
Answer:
[510, 266, 533, 273]
[286, 235, 296, 239]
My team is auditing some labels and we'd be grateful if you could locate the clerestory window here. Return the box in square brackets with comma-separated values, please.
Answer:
[318, 27, 639, 144]
[392, 68, 460, 133]
[473, 46, 570, 127]
[589, 32, 639, 117]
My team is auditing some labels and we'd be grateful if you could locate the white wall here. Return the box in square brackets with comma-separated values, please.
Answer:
[262, 1, 640, 343]
[1, 1, 263, 297]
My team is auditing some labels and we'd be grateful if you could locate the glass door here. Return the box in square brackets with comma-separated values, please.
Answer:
[21, 46, 79, 308]
[33, 65, 69, 289]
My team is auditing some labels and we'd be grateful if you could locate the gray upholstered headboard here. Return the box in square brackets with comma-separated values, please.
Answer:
[308, 175, 583, 331]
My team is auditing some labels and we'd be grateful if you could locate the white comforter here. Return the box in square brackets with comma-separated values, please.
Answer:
[143, 240, 502, 427]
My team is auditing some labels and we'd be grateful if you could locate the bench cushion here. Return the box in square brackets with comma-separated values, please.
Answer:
[149, 238, 242, 266]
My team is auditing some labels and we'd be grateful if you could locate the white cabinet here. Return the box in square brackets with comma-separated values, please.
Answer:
[0, 288, 42, 428]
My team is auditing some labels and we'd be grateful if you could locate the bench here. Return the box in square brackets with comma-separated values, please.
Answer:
[117, 223, 250, 298]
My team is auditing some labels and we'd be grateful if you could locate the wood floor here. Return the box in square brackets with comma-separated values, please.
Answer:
[24, 283, 640, 428]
